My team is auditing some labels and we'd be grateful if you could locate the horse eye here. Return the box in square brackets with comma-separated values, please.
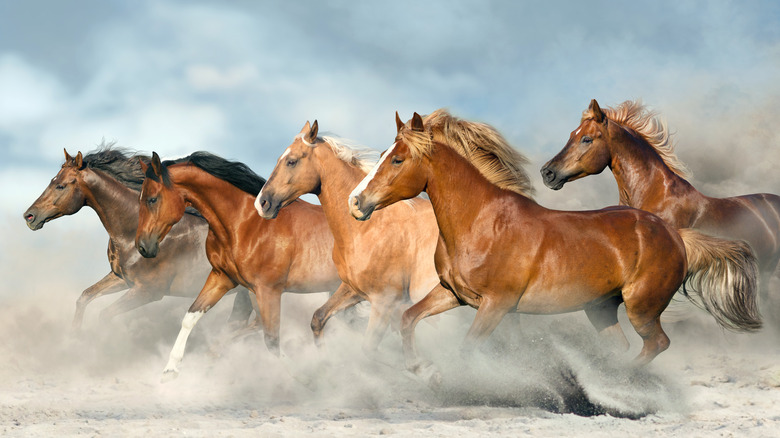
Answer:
[391, 157, 404, 166]
[287, 159, 298, 167]
[581, 136, 593, 144]
[55, 184, 65, 190]
[148, 197, 158, 205]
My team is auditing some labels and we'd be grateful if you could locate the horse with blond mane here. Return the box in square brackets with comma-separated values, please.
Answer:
[541, 99, 775, 315]
[349, 110, 759, 382]
[255, 122, 440, 353]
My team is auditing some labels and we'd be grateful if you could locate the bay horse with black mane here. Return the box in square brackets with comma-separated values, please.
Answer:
[349, 110, 759, 382]
[255, 121, 440, 353]
[136, 151, 340, 380]
[23, 147, 254, 330]
[541, 99, 774, 319]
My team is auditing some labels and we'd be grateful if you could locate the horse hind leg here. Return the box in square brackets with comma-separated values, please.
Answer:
[584, 295, 629, 352]
[623, 285, 672, 365]
[310, 283, 363, 347]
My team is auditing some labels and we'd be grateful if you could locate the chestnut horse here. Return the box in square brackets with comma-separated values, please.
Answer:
[136, 151, 340, 379]
[541, 99, 776, 312]
[350, 110, 758, 379]
[255, 122, 440, 353]
[23, 147, 253, 330]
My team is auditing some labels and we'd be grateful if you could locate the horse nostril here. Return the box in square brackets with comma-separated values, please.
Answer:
[260, 199, 268, 209]
[541, 168, 555, 183]
[25, 213, 35, 223]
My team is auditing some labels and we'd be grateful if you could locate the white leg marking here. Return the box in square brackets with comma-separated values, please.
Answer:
[163, 311, 205, 376]
[348, 142, 397, 206]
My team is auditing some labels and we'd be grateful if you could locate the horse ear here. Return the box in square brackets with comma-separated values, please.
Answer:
[300, 121, 311, 134]
[589, 99, 606, 124]
[64, 148, 73, 162]
[74, 151, 84, 169]
[151, 151, 163, 177]
[139, 158, 149, 174]
[411, 112, 424, 132]
[305, 120, 318, 144]
[395, 112, 404, 133]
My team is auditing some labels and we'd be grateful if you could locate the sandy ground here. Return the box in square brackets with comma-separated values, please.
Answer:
[2, 222, 780, 437]
[2, 282, 780, 437]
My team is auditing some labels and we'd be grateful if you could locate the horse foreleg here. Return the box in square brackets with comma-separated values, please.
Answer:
[461, 296, 514, 354]
[361, 297, 396, 356]
[162, 271, 235, 381]
[401, 284, 460, 374]
[98, 287, 164, 324]
[72, 272, 128, 331]
[254, 286, 284, 356]
[311, 283, 362, 347]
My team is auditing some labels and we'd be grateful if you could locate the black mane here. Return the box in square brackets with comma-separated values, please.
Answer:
[83, 143, 150, 191]
[163, 151, 266, 196]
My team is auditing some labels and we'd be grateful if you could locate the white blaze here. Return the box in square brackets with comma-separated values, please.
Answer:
[255, 146, 292, 215]
[348, 142, 397, 207]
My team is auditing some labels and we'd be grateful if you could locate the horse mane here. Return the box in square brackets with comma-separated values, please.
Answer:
[598, 100, 691, 178]
[163, 151, 266, 196]
[319, 135, 379, 173]
[83, 142, 150, 191]
[401, 109, 534, 197]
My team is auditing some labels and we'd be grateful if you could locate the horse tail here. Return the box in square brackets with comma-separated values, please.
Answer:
[678, 228, 762, 332]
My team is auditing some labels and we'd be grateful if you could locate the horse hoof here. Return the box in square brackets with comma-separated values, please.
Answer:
[160, 369, 179, 383]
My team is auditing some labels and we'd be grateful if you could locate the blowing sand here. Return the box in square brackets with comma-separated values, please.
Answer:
[3, 221, 780, 437]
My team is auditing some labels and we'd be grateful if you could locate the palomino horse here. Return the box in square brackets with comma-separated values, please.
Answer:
[23, 147, 254, 330]
[136, 151, 341, 379]
[349, 110, 759, 380]
[255, 121, 440, 353]
[541, 99, 775, 317]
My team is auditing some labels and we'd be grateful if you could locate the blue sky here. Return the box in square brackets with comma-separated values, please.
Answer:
[2, 0, 780, 221]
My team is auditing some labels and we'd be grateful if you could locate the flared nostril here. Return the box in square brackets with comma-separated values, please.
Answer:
[25, 213, 35, 223]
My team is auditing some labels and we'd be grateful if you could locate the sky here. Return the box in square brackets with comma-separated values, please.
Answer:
[2, 0, 780, 254]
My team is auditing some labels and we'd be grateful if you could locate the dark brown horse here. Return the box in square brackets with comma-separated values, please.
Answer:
[349, 110, 759, 381]
[256, 122, 440, 353]
[541, 99, 779, 308]
[23, 147, 253, 330]
[136, 151, 340, 380]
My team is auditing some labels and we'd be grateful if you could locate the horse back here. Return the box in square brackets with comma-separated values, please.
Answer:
[699, 193, 780, 267]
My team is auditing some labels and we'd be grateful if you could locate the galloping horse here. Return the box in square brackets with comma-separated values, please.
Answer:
[541, 99, 779, 308]
[349, 110, 759, 379]
[255, 122, 440, 352]
[23, 147, 253, 330]
[136, 151, 340, 379]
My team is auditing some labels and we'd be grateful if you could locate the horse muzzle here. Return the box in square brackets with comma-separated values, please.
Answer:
[136, 237, 160, 258]
[349, 194, 375, 221]
[23, 209, 47, 230]
[540, 166, 566, 190]
[255, 192, 280, 220]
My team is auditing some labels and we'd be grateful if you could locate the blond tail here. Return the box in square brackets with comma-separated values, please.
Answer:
[679, 228, 761, 332]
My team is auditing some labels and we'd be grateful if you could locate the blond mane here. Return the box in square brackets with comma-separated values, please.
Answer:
[597, 100, 691, 178]
[320, 136, 379, 174]
[400, 109, 534, 197]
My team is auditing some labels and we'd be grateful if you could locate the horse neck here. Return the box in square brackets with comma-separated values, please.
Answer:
[167, 165, 253, 241]
[314, 146, 368, 242]
[608, 125, 701, 215]
[424, 143, 534, 241]
[81, 168, 140, 239]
